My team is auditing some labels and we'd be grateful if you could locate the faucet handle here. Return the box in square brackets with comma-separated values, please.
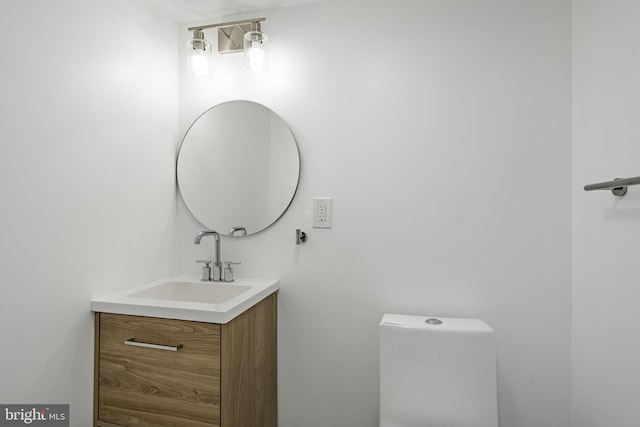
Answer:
[223, 261, 241, 282]
[196, 259, 213, 281]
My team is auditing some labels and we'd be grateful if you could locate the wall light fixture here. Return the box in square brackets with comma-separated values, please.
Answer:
[187, 18, 268, 78]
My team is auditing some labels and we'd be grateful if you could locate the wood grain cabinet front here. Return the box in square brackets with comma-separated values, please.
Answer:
[94, 293, 277, 427]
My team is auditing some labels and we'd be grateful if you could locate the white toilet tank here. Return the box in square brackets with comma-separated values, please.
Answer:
[380, 314, 498, 427]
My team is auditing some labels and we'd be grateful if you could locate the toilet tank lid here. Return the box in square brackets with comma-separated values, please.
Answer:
[380, 314, 494, 333]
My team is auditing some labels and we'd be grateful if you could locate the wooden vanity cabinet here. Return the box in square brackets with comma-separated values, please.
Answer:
[94, 293, 277, 427]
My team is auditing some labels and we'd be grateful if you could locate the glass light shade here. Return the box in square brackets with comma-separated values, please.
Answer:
[244, 31, 268, 73]
[187, 35, 212, 78]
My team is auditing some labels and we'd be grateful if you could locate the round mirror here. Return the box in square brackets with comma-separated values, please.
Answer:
[177, 101, 300, 236]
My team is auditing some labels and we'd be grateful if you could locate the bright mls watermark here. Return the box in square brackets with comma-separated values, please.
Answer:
[0, 405, 68, 426]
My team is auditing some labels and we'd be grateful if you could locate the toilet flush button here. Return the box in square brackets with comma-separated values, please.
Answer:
[425, 318, 443, 325]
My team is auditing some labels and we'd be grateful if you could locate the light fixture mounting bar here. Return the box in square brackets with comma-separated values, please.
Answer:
[188, 17, 266, 54]
[187, 17, 265, 32]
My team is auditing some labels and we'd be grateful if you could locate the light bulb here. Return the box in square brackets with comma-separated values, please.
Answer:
[247, 43, 265, 71]
[244, 31, 268, 73]
[191, 52, 210, 76]
[187, 30, 212, 79]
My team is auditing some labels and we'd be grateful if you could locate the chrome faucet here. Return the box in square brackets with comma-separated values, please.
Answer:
[229, 226, 247, 236]
[194, 230, 241, 282]
[194, 231, 222, 281]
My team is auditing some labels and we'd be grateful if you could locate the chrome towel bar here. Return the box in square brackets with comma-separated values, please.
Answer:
[584, 176, 640, 197]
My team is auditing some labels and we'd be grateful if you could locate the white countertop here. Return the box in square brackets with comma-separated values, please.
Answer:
[90, 275, 279, 324]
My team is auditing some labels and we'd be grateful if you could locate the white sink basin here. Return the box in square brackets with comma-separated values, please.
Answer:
[91, 276, 278, 324]
[128, 281, 252, 304]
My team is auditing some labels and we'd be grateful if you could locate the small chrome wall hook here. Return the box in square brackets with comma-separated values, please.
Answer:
[296, 229, 307, 245]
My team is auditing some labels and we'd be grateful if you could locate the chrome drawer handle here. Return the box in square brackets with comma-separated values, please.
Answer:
[124, 338, 183, 352]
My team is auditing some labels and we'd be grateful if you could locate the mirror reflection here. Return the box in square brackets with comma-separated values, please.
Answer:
[177, 101, 300, 236]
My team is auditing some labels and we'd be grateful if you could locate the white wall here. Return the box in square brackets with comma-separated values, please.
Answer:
[0, 1, 178, 425]
[177, 1, 572, 426]
[572, 1, 640, 425]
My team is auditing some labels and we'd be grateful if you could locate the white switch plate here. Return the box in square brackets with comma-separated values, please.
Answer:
[313, 197, 332, 228]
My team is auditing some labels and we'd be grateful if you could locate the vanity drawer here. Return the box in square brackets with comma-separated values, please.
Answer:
[96, 313, 221, 427]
